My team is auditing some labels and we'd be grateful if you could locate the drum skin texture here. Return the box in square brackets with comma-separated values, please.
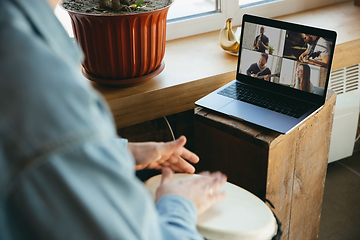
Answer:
[145, 174, 278, 240]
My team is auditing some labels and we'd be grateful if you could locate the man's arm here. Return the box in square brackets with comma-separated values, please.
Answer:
[0, 4, 203, 238]
[262, 68, 272, 82]
[305, 55, 329, 68]
[263, 42, 269, 51]
[299, 49, 309, 62]
[308, 37, 331, 68]
[253, 36, 258, 49]
[4, 137, 203, 240]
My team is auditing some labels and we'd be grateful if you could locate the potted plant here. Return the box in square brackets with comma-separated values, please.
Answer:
[268, 45, 274, 55]
[61, 0, 173, 87]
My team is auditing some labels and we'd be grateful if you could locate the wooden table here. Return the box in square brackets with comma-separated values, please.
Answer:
[194, 91, 337, 240]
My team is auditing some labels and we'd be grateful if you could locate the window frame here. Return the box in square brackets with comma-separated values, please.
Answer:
[166, 0, 346, 40]
[55, 0, 346, 41]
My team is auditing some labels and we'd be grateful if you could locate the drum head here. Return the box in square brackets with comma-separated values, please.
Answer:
[145, 174, 277, 240]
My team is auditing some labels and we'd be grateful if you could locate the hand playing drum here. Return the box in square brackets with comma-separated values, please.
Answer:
[155, 167, 228, 215]
[146, 170, 279, 240]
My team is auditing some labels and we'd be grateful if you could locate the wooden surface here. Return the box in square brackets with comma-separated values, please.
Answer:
[194, 91, 337, 240]
[91, 0, 360, 129]
[274, 1, 360, 45]
[332, 39, 360, 70]
[94, 71, 235, 129]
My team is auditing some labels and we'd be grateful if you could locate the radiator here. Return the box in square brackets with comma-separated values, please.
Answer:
[328, 63, 360, 163]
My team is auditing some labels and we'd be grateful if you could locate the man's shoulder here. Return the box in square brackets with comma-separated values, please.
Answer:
[318, 37, 330, 46]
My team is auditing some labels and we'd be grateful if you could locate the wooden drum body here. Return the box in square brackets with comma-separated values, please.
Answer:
[145, 174, 278, 240]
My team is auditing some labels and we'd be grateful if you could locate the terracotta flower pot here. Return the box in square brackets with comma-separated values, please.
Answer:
[63, 1, 173, 87]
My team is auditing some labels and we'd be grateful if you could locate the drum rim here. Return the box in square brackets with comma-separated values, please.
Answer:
[145, 173, 278, 240]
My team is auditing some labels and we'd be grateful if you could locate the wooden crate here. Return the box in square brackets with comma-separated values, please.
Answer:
[194, 91, 336, 240]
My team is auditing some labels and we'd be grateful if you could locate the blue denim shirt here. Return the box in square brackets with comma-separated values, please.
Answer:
[0, 0, 202, 239]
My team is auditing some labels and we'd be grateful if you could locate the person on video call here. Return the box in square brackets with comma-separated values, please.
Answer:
[299, 33, 331, 68]
[253, 26, 269, 53]
[294, 63, 315, 93]
[246, 53, 272, 82]
[0, 0, 228, 239]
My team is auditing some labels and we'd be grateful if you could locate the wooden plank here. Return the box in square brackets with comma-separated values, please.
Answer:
[194, 120, 269, 199]
[266, 91, 336, 240]
[266, 130, 298, 240]
[195, 109, 279, 149]
[194, 91, 336, 240]
[332, 39, 360, 70]
[286, 92, 336, 240]
[104, 71, 235, 129]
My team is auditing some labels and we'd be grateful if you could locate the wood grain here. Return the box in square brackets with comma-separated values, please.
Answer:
[332, 39, 360, 70]
[102, 71, 236, 128]
[194, 92, 337, 240]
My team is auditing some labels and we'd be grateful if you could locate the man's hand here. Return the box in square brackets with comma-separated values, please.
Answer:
[299, 50, 308, 62]
[128, 136, 199, 173]
[264, 75, 270, 81]
[306, 55, 329, 68]
[156, 168, 227, 216]
[299, 54, 304, 62]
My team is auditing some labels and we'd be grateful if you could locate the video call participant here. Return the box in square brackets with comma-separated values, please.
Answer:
[299, 33, 331, 68]
[253, 26, 269, 53]
[294, 63, 315, 93]
[246, 53, 272, 82]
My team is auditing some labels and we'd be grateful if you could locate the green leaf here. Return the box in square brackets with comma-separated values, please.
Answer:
[136, 0, 144, 8]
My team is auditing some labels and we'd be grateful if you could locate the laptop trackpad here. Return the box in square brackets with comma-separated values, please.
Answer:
[220, 101, 272, 123]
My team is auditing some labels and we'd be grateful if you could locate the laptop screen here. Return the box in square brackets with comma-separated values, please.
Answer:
[237, 15, 336, 99]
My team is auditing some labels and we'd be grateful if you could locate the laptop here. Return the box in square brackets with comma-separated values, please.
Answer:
[195, 14, 337, 134]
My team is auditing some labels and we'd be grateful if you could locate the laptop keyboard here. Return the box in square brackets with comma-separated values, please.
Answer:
[217, 82, 313, 118]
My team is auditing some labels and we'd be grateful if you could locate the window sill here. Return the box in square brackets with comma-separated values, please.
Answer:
[91, 0, 360, 129]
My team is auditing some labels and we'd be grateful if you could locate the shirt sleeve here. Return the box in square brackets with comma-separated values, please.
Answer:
[315, 37, 330, 57]
[264, 36, 269, 44]
[4, 136, 203, 240]
[0, 1, 203, 239]
[264, 68, 271, 75]
[247, 63, 256, 75]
